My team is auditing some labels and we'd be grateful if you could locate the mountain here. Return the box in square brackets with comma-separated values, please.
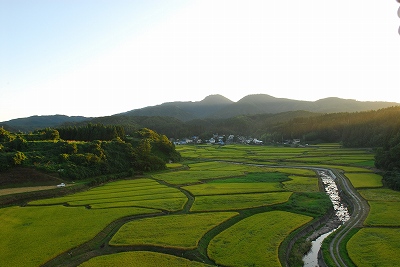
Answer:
[121, 94, 234, 121]
[0, 115, 90, 132]
[122, 94, 399, 121]
[1, 94, 398, 132]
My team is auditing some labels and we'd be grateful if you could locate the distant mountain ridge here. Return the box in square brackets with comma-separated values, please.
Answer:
[121, 94, 234, 121]
[0, 115, 90, 132]
[1, 94, 398, 132]
[122, 94, 399, 121]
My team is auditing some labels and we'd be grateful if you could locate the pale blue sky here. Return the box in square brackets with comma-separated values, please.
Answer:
[1, 0, 399, 122]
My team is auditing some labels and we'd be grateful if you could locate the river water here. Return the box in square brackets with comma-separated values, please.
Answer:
[302, 170, 350, 267]
[303, 229, 335, 267]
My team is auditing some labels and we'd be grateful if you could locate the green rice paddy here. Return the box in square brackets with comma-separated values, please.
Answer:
[208, 211, 312, 267]
[0, 143, 386, 266]
[110, 212, 238, 249]
[347, 228, 400, 267]
[190, 192, 293, 212]
[364, 201, 400, 226]
[344, 173, 383, 188]
[0, 205, 157, 267]
[79, 251, 212, 267]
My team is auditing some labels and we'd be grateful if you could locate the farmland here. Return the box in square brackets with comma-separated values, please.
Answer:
[0, 143, 390, 266]
[346, 187, 400, 266]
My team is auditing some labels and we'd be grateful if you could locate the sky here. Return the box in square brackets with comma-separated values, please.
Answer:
[1, 0, 400, 122]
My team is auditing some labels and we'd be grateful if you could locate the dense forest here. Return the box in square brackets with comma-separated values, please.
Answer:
[65, 106, 400, 148]
[0, 125, 180, 181]
[375, 132, 400, 191]
[2, 106, 400, 190]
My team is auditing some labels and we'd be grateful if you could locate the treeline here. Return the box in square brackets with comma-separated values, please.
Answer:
[375, 132, 400, 191]
[273, 106, 400, 147]
[74, 107, 400, 149]
[0, 125, 180, 180]
[56, 123, 125, 141]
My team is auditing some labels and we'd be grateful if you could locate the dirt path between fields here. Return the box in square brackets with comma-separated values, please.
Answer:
[0, 185, 71, 196]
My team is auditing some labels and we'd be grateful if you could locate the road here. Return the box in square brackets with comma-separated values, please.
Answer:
[327, 169, 370, 267]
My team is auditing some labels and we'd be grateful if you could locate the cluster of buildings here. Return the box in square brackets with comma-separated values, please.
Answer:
[172, 134, 264, 146]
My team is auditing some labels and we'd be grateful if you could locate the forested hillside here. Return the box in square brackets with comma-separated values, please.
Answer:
[1, 94, 398, 133]
[75, 106, 400, 149]
[0, 115, 89, 132]
[0, 126, 180, 181]
[121, 94, 398, 120]
[274, 106, 400, 147]
[375, 131, 400, 191]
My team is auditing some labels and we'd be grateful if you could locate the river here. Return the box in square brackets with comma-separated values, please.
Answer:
[302, 169, 350, 267]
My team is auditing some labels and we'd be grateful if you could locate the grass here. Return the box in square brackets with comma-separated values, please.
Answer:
[207, 210, 312, 267]
[344, 172, 383, 188]
[79, 251, 212, 267]
[190, 192, 293, 212]
[0, 205, 158, 267]
[347, 228, 400, 267]
[110, 212, 238, 249]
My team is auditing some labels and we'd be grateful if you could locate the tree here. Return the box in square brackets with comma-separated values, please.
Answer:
[12, 152, 27, 165]
[44, 128, 60, 140]
[0, 127, 14, 142]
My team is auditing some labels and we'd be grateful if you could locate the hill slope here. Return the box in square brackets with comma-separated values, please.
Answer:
[0, 115, 90, 132]
[1, 94, 398, 131]
[122, 94, 399, 120]
[122, 94, 234, 121]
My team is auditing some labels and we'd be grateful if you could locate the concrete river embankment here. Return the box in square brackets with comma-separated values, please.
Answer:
[302, 169, 350, 267]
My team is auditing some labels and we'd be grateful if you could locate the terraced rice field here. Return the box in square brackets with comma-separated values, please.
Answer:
[347, 228, 400, 267]
[29, 179, 187, 211]
[110, 212, 238, 249]
[0, 205, 156, 267]
[190, 192, 293, 212]
[79, 251, 212, 267]
[344, 172, 383, 188]
[208, 211, 312, 267]
[0, 143, 384, 266]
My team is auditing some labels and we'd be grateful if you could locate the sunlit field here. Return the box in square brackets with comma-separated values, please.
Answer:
[190, 192, 292, 212]
[283, 175, 319, 192]
[344, 173, 383, 188]
[358, 189, 400, 227]
[0, 143, 382, 266]
[208, 211, 312, 267]
[0, 205, 157, 267]
[29, 179, 187, 211]
[183, 182, 285, 195]
[359, 188, 400, 202]
[347, 228, 400, 267]
[79, 251, 212, 267]
[111, 212, 238, 249]
[364, 201, 400, 226]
